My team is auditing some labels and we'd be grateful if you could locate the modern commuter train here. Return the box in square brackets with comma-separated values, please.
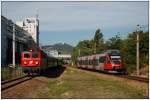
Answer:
[77, 49, 125, 73]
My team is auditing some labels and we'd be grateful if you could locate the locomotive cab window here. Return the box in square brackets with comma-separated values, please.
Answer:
[24, 53, 30, 58]
[32, 52, 39, 58]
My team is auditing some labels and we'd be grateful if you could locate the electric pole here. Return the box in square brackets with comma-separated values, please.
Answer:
[12, 24, 15, 68]
[12, 23, 16, 78]
[136, 25, 140, 76]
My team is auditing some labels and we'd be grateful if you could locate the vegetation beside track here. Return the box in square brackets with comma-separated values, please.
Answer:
[36, 66, 147, 99]
[2, 67, 27, 81]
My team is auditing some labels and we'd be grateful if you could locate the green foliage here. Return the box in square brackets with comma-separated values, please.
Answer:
[94, 29, 105, 53]
[1, 67, 12, 81]
[124, 31, 148, 66]
[105, 34, 122, 50]
[71, 28, 105, 64]
[71, 48, 78, 65]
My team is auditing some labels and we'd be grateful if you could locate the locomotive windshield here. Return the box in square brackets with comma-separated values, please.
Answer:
[111, 57, 121, 64]
[112, 60, 120, 64]
[24, 53, 30, 58]
[106, 50, 120, 56]
[32, 52, 39, 58]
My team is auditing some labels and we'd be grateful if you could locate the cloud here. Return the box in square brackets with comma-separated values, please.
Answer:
[2, 1, 148, 46]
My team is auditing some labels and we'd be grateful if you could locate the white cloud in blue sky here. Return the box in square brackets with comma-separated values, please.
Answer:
[2, 2, 148, 46]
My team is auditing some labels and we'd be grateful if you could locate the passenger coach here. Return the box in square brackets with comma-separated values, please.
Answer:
[77, 49, 124, 73]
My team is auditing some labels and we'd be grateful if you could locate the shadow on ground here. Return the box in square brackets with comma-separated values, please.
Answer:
[39, 65, 66, 78]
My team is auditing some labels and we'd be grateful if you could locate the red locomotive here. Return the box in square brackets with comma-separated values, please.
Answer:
[21, 49, 61, 74]
[77, 49, 125, 73]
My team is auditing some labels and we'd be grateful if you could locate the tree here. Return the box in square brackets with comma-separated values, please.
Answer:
[93, 29, 104, 53]
[71, 48, 78, 65]
[123, 30, 149, 73]
[71, 40, 92, 65]
[76, 40, 90, 49]
[105, 34, 122, 49]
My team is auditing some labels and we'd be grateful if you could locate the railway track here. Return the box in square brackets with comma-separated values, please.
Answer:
[1, 75, 32, 91]
[118, 75, 149, 83]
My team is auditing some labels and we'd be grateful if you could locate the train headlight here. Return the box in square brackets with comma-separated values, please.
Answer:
[35, 61, 39, 65]
[29, 60, 33, 64]
[24, 61, 27, 64]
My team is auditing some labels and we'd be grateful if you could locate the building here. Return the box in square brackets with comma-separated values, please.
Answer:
[42, 47, 59, 57]
[42, 47, 72, 64]
[16, 17, 39, 46]
[1, 16, 37, 66]
[58, 54, 72, 64]
[44, 49, 59, 57]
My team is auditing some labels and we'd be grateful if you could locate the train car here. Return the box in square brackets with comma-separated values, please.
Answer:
[21, 49, 60, 74]
[77, 49, 124, 73]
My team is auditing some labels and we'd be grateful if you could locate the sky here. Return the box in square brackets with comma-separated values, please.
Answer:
[2, 1, 148, 46]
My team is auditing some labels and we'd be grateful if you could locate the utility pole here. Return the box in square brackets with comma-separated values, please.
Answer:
[136, 25, 140, 76]
[12, 24, 15, 68]
[12, 24, 16, 78]
[36, 8, 39, 47]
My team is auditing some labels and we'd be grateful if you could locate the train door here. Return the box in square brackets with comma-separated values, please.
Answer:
[98, 56, 106, 71]
[93, 55, 99, 70]
[85, 57, 88, 69]
[88, 56, 93, 69]
[82, 57, 86, 68]
[77, 57, 80, 68]
[104, 55, 112, 70]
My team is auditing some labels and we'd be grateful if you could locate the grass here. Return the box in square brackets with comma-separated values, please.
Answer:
[36, 67, 147, 99]
[1, 68, 12, 81]
[1, 67, 27, 81]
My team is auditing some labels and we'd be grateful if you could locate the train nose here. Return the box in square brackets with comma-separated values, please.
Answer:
[113, 64, 122, 70]
[29, 60, 33, 64]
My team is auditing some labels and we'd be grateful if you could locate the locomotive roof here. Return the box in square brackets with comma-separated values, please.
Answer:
[22, 51, 31, 53]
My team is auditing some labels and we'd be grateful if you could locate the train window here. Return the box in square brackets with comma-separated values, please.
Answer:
[99, 57, 106, 63]
[79, 61, 81, 64]
[80, 60, 82, 65]
[97, 59, 99, 65]
[86, 60, 88, 65]
[93, 59, 98, 66]
[84, 60, 86, 65]
[24, 53, 30, 58]
[89, 60, 91, 65]
[79, 61, 81, 65]
[111, 58, 120, 61]
[32, 52, 39, 58]
[112, 60, 120, 64]
[91, 60, 94, 65]
[83, 60, 85, 65]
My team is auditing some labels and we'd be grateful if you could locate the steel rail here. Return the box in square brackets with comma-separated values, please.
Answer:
[2, 75, 32, 91]
[118, 75, 149, 83]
